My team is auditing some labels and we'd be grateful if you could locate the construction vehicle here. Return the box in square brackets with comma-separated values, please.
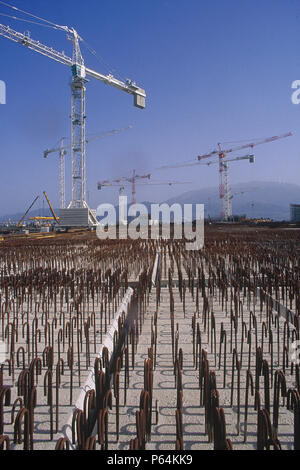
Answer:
[0, 3, 146, 228]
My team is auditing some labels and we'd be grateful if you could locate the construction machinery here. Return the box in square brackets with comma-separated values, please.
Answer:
[158, 132, 292, 220]
[29, 217, 56, 221]
[0, 3, 146, 228]
[226, 187, 259, 220]
[43, 191, 59, 223]
[44, 138, 67, 211]
[196, 155, 256, 219]
[204, 186, 258, 221]
[17, 191, 58, 228]
[98, 170, 151, 205]
[18, 195, 40, 227]
[44, 126, 132, 210]
[97, 184, 126, 197]
[98, 172, 190, 205]
[98, 178, 191, 227]
[197, 133, 292, 220]
[157, 154, 254, 220]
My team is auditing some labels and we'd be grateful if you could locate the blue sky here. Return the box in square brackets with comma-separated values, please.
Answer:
[0, 0, 300, 215]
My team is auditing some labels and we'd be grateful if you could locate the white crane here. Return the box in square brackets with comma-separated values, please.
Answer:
[0, 4, 146, 226]
[44, 126, 132, 210]
[158, 132, 292, 221]
[195, 154, 255, 219]
[157, 154, 255, 220]
[44, 138, 67, 211]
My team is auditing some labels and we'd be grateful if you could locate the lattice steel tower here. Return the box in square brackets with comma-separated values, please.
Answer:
[0, 15, 146, 223]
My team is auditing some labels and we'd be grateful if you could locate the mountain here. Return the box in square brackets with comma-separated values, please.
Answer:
[111, 181, 300, 222]
[163, 181, 300, 221]
[1, 181, 300, 223]
[0, 208, 55, 224]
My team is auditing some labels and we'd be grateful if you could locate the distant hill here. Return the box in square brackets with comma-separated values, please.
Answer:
[1, 181, 300, 223]
[164, 181, 300, 221]
[0, 208, 55, 224]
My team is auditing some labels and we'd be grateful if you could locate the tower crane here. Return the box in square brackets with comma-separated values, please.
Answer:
[0, 4, 146, 226]
[97, 183, 125, 197]
[98, 170, 152, 205]
[98, 177, 190, 204]
[44, 126, 132, 210]
[227, 187, 259, 218]
[157, 132, 292, 220]
[204, 186, 258, 220]
[196, 154, 255, 219]
[157, 154, 255, 220]
[44, 138, 67, 211]
[197, 132, 292, 220]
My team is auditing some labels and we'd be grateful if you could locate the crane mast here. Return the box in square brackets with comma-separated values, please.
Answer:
[130, 170, 152, 205]
[198, 133, 292, 220]
[44, 126, 132, 210]
[156, 153, 255, 220]
[221, 160, 231, 220]
[59, 138, 66, 209]
[199, 154, 255, 219]
[70, 59, 87, 208]
[0, 21, 146, 225]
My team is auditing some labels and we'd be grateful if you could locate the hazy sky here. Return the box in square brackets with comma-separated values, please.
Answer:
[0, 0, 300, 215]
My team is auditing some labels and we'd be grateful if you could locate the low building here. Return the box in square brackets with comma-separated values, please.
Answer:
[290, 204, 300, 222]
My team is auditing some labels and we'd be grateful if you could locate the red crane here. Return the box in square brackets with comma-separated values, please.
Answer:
[98, 174, 190, 205]
[197, 132, 293, 161]
[98, 169, 151, 204]
[197, 132, 293, 220]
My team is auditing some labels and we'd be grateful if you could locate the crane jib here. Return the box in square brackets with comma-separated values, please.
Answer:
[0, 23, 146, 109]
